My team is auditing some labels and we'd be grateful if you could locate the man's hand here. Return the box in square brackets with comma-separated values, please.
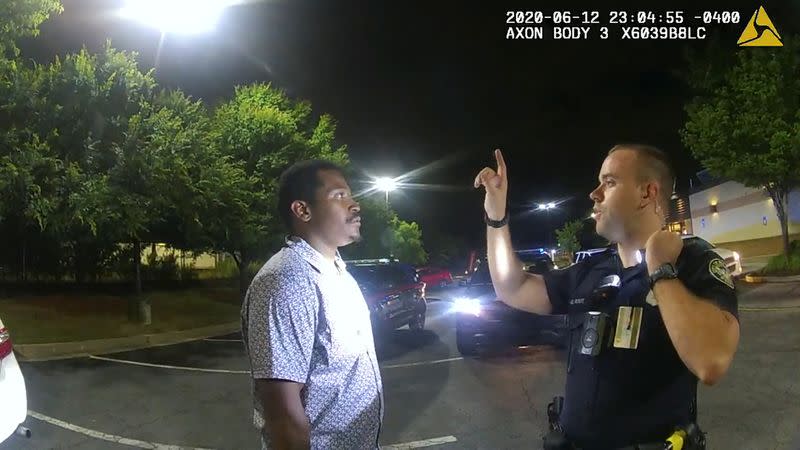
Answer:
[473, 149, 508, 220]
[645, 230, 683, 275]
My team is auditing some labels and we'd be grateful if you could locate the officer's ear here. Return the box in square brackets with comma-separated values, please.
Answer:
[639, 181, 659, 210]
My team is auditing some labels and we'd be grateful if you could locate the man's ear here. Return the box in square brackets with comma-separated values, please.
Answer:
[638, 182, 658, 209]
[290, 200, 311, 223]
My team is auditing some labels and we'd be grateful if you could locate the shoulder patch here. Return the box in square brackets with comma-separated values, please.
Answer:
[709, 258, 734, 289]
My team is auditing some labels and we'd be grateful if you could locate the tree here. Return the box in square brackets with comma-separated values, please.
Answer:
[211, 83, 350, 297]
[556, 219, 583, 262]
[389, 218, 427, 266]
[682, 38, 800, 257]
[0, 0, 62, 60]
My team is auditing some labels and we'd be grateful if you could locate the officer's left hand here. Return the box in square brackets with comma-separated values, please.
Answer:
[644, 230, 683, 275]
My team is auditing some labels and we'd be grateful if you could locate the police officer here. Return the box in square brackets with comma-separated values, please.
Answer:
[474, 145, 740, 449]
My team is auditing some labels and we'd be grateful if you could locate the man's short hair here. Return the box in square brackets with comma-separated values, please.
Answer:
[608, 144, 675, 208]
[277, 160, 346, 230]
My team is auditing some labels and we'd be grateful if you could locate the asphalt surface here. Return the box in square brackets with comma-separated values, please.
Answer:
[3, 284, 800, 450]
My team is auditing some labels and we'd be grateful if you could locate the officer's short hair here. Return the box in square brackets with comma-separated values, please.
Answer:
[277, 160, 346, 230]
[608, 144, 675, 209]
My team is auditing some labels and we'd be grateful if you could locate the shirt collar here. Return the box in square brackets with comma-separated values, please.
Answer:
[285, 236, 346, 275]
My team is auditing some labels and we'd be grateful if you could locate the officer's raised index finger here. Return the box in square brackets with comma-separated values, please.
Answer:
[495, 149, 506, 178]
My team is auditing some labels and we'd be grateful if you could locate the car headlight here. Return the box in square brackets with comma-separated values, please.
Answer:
[733, 251, 740, 262]
[453, 297, 481, 316]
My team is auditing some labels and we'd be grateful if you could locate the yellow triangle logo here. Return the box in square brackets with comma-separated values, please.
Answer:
[737, 6, 783, 47]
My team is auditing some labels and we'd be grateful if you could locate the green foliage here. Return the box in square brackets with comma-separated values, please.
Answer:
[0, 0, 62, 59]
[390, 217, 428, 266]
[210, 83, 349, 269]
[682, 37, 800, 256]
[762, 240, 800, 275]
[555, 219, 583, 259]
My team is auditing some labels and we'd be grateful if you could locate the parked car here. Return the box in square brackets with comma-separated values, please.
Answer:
[453, 249, 567, 356]
[346, 259, 428, 334]
[0, 316, 30, 444]
[577, 237, 742, 277]
[416, 267, 453, 287]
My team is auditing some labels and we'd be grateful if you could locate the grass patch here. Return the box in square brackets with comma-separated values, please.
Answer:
[760, 241, 800, 276]
[0, 287, 241, 344]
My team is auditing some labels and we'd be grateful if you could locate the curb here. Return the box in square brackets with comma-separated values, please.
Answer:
[14, 321, 241, 362]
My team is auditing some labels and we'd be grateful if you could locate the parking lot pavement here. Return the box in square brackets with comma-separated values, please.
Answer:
[3, 285, 800, 449]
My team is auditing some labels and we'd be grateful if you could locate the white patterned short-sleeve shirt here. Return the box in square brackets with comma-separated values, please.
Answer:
[241, 237, 384, 450]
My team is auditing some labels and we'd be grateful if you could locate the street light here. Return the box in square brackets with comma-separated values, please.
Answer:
[537, 202, 557, 211]
[119, 0, 232, 34]
[375, 177, 397, 206]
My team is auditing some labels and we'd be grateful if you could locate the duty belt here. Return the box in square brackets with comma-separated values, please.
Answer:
[544, 397, 706, 450]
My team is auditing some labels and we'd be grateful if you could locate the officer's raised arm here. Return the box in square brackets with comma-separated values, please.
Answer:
[474, 149, 553, 315]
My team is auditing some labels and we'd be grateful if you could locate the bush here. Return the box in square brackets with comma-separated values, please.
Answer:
[762, 248, 800, 275]
[202, 257, 239, 279]
[143, 253, 180, 281]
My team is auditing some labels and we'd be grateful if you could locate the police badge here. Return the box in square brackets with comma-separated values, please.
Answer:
[709, 258, 734, 289]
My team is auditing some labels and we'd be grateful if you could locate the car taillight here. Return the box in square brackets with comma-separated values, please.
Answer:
[0, 327, 12, 359]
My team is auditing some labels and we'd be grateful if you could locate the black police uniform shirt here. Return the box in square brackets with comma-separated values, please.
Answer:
[543, 237, 738, 449]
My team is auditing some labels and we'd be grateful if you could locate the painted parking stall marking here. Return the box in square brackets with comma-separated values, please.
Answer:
[383, 435, 458, 449]
[88, 355, 249, 374]
[28, 410, 214, 450]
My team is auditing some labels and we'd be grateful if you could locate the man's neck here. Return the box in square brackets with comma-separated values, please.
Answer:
[616, 228, 658, 268]
[296, 233, 337, 263]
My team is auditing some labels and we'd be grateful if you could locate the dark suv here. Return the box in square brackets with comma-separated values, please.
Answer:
[454, 249, 568, 356]
[346, 259, 427, 334]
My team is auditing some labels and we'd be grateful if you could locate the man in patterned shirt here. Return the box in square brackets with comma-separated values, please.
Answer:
[241, 160, 384, 449]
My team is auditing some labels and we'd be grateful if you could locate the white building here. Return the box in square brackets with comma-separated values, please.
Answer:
[688, 180, 800, 257]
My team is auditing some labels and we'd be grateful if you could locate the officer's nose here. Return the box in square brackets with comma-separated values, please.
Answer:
[589, 186, 603, 203]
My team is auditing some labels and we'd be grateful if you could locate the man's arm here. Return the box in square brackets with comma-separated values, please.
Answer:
[486, 221, 552, 315]
[653, 279, 740, 386]
[476, 149, 553, 315]
[255, 379, 310, 450]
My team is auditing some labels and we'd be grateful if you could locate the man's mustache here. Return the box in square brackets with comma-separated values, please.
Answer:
[347, 215, 361, 223]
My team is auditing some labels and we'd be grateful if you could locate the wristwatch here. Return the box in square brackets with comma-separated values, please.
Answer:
[649, 262, 678, 288]
[484, 211, 509, 228]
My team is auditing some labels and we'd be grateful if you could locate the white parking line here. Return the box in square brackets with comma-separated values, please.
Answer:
[382, 356, 464, 369]
[383, 435, 458, 449]
[27, 410, 214, 449]
[203, 338, 243, 342]
[89, 354, 464, 373]
[89, 355, 249, 374]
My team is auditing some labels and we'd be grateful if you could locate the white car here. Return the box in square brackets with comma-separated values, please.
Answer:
[707, 246, 743, 278]
[574, 239, 742, 278]
[0, 316, 29, 443]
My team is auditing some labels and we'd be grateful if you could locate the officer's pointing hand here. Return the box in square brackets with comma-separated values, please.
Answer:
[645, 230, 683, 275]
[474, 149, 508, 221]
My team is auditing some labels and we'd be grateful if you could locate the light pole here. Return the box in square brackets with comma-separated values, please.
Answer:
[375, 177, 397, 207]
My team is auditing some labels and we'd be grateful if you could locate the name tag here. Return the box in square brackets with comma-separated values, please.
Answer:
[613, 306, 642, 349]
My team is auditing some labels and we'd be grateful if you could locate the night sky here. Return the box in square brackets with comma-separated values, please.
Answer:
[19, 0, 800, 248]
